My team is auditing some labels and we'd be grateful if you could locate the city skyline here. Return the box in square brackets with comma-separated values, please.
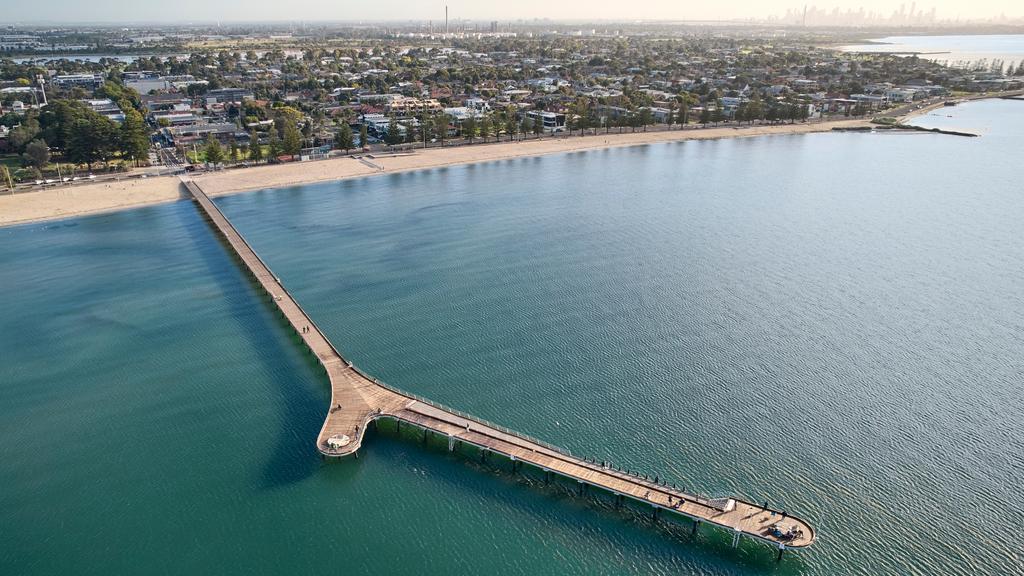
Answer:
[7, 1, 1024, 25]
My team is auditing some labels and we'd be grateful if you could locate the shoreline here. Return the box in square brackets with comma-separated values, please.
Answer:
[897, 89, 1022, 123]
[0, 98, 1005, 229]
[0, 118, 871, 228]
[196, 118, 878, 196]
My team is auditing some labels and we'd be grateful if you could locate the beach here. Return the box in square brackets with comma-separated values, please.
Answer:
[0, 117, 876, 227]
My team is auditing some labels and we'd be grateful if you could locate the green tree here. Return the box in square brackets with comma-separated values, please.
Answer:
[384, 117, 402, 147]
[677, 102, 689, 127]
[186, 83, 209, 98]
[8, 116, 40, 152]
[204, 135, 224, 164]
[249, 130, 264, 162]
[533, 114, 544, 137]
[735, 104, 748, 124]
[745, 97, 764, 123]
[505, 110, 519, 141]
[576, 111, 591, 136]
[359, 123, 369, 149]
[433, 114, 448, 146]
[335, 123, 354, 153]
[98, 81, 140, 113]
[798, 103, 810, 122]
[520, 116, 533, 138]
[119, 109, 150, 166]
[638, 108, 653, 132]
[38, 100, 83, 151]
[267, 130, 282, 160]
[667, 102, 676, 129]
[699, 108, 712, 126]
[462, 116, 477, 141]
[478, 116, 492, 142]
[402, 121, 417, 144]
[282, 124, 303, 156]
[229, 140, 240, 162]
[492, 111, 505, 141]
[66, 113, 117, 170]
[23, 139, 50, 171]
[93, 117, 118, 168]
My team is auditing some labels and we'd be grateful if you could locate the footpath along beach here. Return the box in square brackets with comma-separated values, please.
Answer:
[5, 89, 1016, 229]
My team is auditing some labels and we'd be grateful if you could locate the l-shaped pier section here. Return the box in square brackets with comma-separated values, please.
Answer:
[184, 178, 816, 557]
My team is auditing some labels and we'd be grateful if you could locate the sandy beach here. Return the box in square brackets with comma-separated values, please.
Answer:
[1, 117, 876, 227]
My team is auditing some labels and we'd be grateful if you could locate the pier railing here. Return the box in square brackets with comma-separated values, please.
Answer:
[350, 364, 573, 457]
[190, 179, 714, 501]
[185, 178, 815, 553]
[185, 179, 574, 459]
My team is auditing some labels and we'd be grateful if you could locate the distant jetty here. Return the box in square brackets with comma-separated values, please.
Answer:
[833, 124, 978, 137]
[834, 114, 979, 137]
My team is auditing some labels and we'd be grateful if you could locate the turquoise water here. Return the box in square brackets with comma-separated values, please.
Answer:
[2, 99, 1023, 575]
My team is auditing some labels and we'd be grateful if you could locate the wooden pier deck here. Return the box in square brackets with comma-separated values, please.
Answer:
[184, 178, 816, 554]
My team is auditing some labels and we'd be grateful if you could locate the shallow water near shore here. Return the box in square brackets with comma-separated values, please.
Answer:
[1, 99, 1023, 575]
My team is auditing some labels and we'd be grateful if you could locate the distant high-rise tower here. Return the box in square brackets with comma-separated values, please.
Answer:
[445, 6, 449, 35]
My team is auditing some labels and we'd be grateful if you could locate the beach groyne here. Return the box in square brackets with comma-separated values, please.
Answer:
[833, 125, 978, 137]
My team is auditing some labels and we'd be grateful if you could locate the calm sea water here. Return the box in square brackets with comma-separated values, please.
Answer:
[841, 34, 1024, 69]
[2, 99, 1023, 575]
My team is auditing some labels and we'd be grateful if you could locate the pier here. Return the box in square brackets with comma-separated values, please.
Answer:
[183, 178, 816, 556]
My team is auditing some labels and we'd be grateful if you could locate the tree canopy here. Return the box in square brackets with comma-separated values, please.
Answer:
[23, 139, 50, 170]
[335, 123, 354, 153]
[204, 135, 224, 164]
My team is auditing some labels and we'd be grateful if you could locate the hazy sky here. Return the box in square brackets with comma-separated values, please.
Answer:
[10, 0, 1024, 24]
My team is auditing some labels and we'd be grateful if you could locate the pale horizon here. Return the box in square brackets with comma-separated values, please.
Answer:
[7, 0, 1024, 25]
